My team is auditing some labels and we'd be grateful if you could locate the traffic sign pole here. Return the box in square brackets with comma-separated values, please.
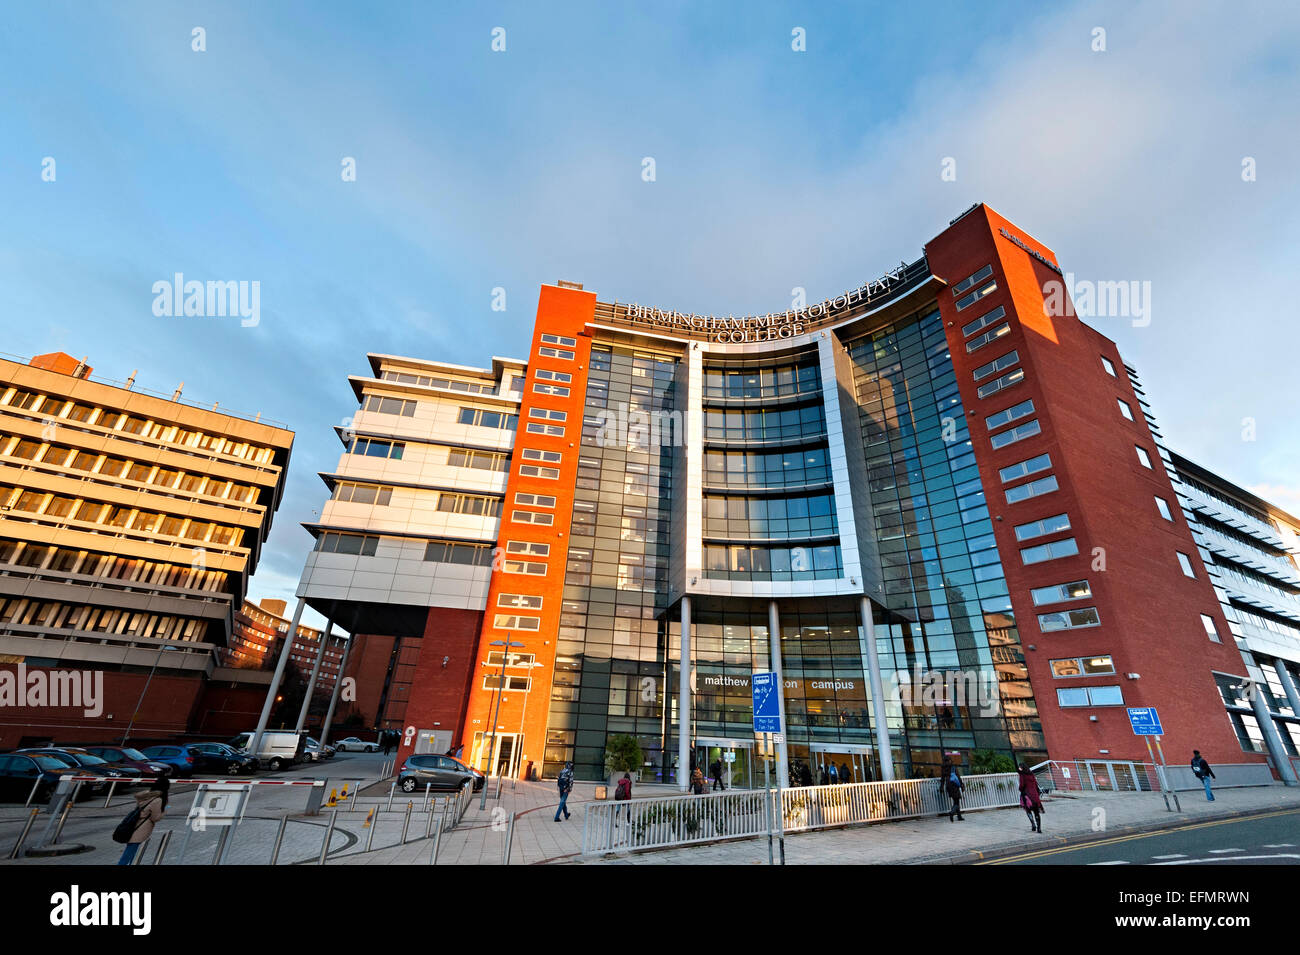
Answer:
[1143, 736, 1171, 812]
[1153, 736, 1181, 812]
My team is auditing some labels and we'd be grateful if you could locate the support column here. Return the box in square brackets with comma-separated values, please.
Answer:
[860, 596, 895, 781]
[251, 599, 305, 758]
[1272, 659, 1300, 722]
[294, 616, 334, 734]
[317, 632, 354, 750]
[678, 596, 692, 793]
[767, 600, 790, 788]
[1249, 676, 1298, 786]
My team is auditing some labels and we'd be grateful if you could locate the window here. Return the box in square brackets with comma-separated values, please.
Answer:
[1015, 512, 1071, 541]
[1005, 475, 1058, 503]
[1038, 606, 1101, 632]
[541, 333, 578, 348]
[448, 449, 508, 471]
[423, 541, 492, 565]
[535, 369, 572, 383]
[1050, 655, 1115, 677]
[503, 559, 547, 575]
[1031, 579, 1092, 605]
[966, 322, 1011, 353]
[437, 493, 501, 516]
[515, 492, 556, 508]
[952, 264, 994, 296]
[986, 399, 1035, 431]
[457, 408, 518, 430]
[1117, 399, 1134, 421]
[519, 465, 560, 479]
[522, 448, 561, 463]
[332, 482, 393, 506]
[538, 346, 574, 360]
[1000, 453, 1051, 483]
[493, 614, 541, 631]
[498, 593, 543, 609]
[1101, 356, 1117, 377]
[990, 419, 1040, 449]
[506, 540, 550, 557]
[512, 509, 554, 525]
[1200, 613, 1221, 643]
[961, 305, 1006, 338]
[1155, 496, 1173, 521]
[483, 675, 532, 691]
[977, 368, 1025, 399]
[1021, 537, 1078, 565]
[315, 532, 379, 556]
[1177, 551, 1196, 578]
[534, 383, 570, 397]
[973, 350, 1019, 382]
[1057, 685, 1124, 707]
[529, 408, 567, 422]
[955, 278, 997, 311]
[350, 438, 405, 460]
[363, 395, 416, 416]
[526, 422, 564, 437]
[1135, 446, 1152, 469]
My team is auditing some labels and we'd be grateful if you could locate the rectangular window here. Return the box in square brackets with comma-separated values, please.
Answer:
[1051, 655, 1115, 677]
[525, 422, 565, 437]
[493, 614, 541, 631]
[1057, 684, 1123, 706]
[1031, 579, 1092, 606]
[961, 305, 1006, 338]
[541, 333, 578, 348]
[512, 509, 554, 525]
[350, 438, 405, 460]
[506, 540, 550, 557]
[965, 322, 1011, 353]
[1155, 496, 1173, 520]
[1005, 474, 1058, 504]
[1101, 356, 1117, 377]
[990, 419, 1040, 449]
[535, 369, 572, 383]
[1200, 613, 1221, 643]
[503, 559, 547, 575]
[1135, 446, 1152, 469]
[1015, 513, 1071, 541]
[952, 264, 994, 297]
[1117, 399, 1134, 421]
[498, 593, 543, 610]
[977, 367, 1025, 399]
[955, 278, 998, 311]
[1000, 453, 1051, 483]
[986, 399, 1034, 431]
[515, 492, 556, 508]
[533, 383, 570, 397]
[973, 350, 1019, 382]
[333, 482, 394, 506]
[537, 346, 574, 360]
[1177, 551, 1196, 578]
[1037, 606, 1101, 632]
[423, 541, 491, 565]
[363, 395, 416, 416]
[437, 493, 501, 516]
[448, 449, 508, 471]
[519, 465, 560, 479]
[528, 408, 567, 422]
[316, 532, 379, 556]
[522, 448, 561, 463]
[1021, 537, 1079, 565]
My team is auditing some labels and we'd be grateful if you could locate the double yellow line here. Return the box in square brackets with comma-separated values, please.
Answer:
[975, 807, 1300, 864]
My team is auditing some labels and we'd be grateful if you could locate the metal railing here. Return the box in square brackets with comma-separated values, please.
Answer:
[582, 772, 1020, 855]
[1033, 759, 1275, 794]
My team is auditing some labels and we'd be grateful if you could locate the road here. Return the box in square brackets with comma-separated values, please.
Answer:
[980, 808, 1300, 865]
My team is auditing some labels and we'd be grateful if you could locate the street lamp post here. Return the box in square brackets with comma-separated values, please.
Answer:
[511, 661, 544, 790]
[121, 643, 176, 745]
[480, 638, 524, 810]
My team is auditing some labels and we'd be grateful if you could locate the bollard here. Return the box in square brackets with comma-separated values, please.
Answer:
[425, 804, 435, 839]
[8, 808, 39, 860]
[132, 835, 149, 865]
[423, 782, 431, 813]
[269, 816, 289, 866]
[152, 829, 173, 865]
[428, 819, 442, 864]
[386, 782, 396, 811]
[502, 811, 516, 865]
[25, 777, 43, 809]
[216, 818, 240, 865]
[49, 781, 82, 845]
[349, 781, 361, 811]
[102, 779, 118, 809]
[317, 809, 339, 865]
[366, 809, 378, 851]
[401, 801, 413, 844]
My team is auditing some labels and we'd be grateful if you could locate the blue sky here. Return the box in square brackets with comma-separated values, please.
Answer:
[2, 1, 1298, 628]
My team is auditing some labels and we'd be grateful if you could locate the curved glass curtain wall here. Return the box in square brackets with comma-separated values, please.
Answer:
[701, 350, 842, 581]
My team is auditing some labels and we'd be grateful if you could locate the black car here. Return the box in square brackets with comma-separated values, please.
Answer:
[187, 742, 257, 775]
[0, 752, 107, 800]
[19, 748, 140, 783]
[80, 745, 174, 779]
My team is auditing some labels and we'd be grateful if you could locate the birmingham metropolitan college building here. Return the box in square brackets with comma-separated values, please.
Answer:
[292, 204, 1300, 788]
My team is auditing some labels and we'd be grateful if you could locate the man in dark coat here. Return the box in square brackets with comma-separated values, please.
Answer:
[1191, 750, 1216, 801]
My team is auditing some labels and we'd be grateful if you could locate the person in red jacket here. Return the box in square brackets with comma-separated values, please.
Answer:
[1018, 763, 1044, 833]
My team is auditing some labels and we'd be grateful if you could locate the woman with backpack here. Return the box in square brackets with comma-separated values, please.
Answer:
[1018, 763, 1044, 832]
[940, 758, 965, 822]
[614, 772, 632, 823]
[690, 766, 706, 794]
[115, 776, 168, 865]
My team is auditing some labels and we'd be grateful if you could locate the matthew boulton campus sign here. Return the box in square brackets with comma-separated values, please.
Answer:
[610, 259, 925, 344]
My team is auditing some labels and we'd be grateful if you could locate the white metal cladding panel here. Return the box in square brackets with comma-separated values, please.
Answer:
[321, 496, 498, 542]
[352, 400, 517, 453]
[816, 333, 863, 587]
[297, 540, 491, 610]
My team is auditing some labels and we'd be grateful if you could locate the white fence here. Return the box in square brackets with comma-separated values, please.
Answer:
[1034, 760, 1275, 794]
[583, 773, 1020, 855]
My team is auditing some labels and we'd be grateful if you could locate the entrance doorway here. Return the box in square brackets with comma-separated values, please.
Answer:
[470, 731, 520, 778]
[695, 737, 753, 790]
[809, 742, 874, 785]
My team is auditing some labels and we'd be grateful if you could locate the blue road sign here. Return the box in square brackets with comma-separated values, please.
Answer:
[752, 671, 781, 734]
[1127, 707, 1164, 736]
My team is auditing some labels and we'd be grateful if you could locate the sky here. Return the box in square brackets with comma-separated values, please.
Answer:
[2, 1, 1298, 629]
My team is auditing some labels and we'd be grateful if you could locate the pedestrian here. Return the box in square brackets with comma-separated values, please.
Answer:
[691, 766, 706, 794]
[1191, 750, 1216, 801]
[115, 776, 168, 865]
[614, 771, 632, 822]
[942, 759, 965, 821]
[554, 761, 574, 821]
[828, 762, 838, 784]
[1017, 763, 1044, 832]
[818, 765, 828, 786]
[800, 761, 813, 787]
[710, 757, 724, 791]
[839, 761, 851, 785]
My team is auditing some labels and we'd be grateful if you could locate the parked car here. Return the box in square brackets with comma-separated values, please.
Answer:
[187, 742, 258, 775]
[137, 744, 205, 778]
[0, 753, 98, 802]
[18, 748, 141, 782]
[334, 737, 378, 753]
[397, 754, 479, 793]
[304, 738, 335, 762]
[443, 755, 486, 792]
[226, 731, 305, 771]
[80, 745, 174, 779]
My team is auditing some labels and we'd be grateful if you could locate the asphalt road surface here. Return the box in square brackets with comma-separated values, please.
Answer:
[980, 808, 1300, 865]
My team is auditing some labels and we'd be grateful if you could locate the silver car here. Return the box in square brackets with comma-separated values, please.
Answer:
[398, 754, 475, 792]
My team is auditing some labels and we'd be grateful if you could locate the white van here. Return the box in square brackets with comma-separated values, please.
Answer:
[228, 730, 305, 771]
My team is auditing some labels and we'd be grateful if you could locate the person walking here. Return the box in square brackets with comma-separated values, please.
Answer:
[554, 761, 574, 821]
[1017, 763, 1044, 832]
[818, 765, 828, 786]
[691, 765, 706, 794]
[614, 771, 632, 823]
[827, 762, 838, 785]
[839, 761, 851, 785]
[800, 761, 813, 787]
[942, 760, 965, 821]
[710, 757, 724, 791]
[1191, 750, 1216, 801]
[116, 777, 168, 865]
